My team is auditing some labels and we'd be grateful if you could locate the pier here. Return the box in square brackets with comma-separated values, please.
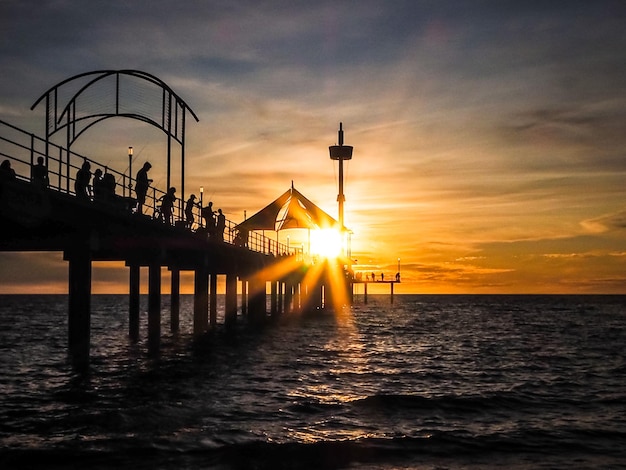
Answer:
[0, 70, 381, 370]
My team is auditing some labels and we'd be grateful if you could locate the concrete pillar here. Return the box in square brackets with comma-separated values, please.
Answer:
[148, 263, 161, 355]
[171, 268, 180, 333]
[284, 282, 293, 314]
[209, 273, 217, 327]
[194, 266, 208, 337]
[241, 279, 248, 316]
[129, 264, 140, 342]
[293, 282, 301, 313]
[278, 282, 284, 315]
[364, 281, 368, 304]
[67, 247, 91, 371]
[225, 273, 238, 327]
[390, 282, 394, 304]
[270, 281, 278, 316]
[249, 277, 266, 323]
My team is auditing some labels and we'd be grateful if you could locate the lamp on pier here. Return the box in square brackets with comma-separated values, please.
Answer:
[128, 147, 133, 191]
[200, 186, 204, 227]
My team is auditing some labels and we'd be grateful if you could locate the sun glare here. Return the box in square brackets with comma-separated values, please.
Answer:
[310, 229, 343, 259]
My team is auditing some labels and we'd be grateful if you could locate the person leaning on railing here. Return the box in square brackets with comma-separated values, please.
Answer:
[31, 157, 49, 188]
[1, 159, 16, 180]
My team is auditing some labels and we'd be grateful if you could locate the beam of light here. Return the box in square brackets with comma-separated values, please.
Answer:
[243, 249, 353, 317]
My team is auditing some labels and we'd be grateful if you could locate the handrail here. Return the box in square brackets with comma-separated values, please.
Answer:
[0, 119, 292, 255]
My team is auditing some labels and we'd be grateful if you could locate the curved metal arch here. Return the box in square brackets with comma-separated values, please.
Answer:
[30, 69, 200, 200]
[31, 69, 199, 122]
[31, 69, 199, 144]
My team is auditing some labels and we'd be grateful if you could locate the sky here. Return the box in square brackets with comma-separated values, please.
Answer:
[1, 0, 625, 294]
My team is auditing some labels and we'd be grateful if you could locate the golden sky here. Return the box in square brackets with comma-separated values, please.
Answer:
[1, 1, 626, 294]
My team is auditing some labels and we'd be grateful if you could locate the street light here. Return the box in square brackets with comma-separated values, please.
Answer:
[128, 147, 133, 195]
[199, 186, 204, 227]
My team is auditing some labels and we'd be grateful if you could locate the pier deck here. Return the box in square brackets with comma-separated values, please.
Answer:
[0, 118, 341, 370]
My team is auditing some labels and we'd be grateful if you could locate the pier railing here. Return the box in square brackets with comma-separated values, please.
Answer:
[0, 119, 291, 255]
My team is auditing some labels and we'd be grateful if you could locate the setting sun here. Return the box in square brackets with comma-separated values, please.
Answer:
[310, 229, 343, 259]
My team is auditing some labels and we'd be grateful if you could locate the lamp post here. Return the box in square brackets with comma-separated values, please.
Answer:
[199, 186, 204, 227]
[128, 147, 133, 197]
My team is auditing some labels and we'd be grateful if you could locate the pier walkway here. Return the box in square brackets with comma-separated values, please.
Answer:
[0, 118, 335, 370]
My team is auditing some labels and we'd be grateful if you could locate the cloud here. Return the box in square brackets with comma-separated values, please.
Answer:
[581, 211, 626, 233]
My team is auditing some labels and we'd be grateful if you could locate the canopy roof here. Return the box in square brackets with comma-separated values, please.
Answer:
[236, 183, 346, 232]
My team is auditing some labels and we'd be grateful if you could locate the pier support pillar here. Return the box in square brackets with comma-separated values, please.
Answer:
[209, 273, 217, 327]
[390, 282, 394, 304]
[294, 283, 301, 313]
[225, 273, 238, 328]
[364, 282, 368, 304]
[241, 279, 248, 316]
[278, 282, 284, 315]
[284, 282, 293, 314]
[270, 281, 278, 316]
[148, 263, 161, 355]
[249, 277, 266, 324]
[171, 268, 180, 333]
[129, 264, 140, 342]
[67, 247, 92, 371]
[194, 266, 209, 337]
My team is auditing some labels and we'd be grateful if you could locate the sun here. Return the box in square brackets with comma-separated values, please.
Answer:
[310, 228, 343, 259]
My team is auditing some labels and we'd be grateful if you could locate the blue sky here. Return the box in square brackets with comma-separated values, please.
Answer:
[1, 0, 626, 293]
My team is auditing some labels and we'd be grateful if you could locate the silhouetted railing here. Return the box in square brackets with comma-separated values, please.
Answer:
[0, 119, 291, 255]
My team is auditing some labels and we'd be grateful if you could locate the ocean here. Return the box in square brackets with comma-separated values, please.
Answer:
[0, 294, 624, 469]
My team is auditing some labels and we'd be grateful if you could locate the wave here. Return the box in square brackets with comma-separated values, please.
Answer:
[3, 428, 625, 470]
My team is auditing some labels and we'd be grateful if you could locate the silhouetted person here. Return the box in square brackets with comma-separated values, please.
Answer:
[202, 201, 216, 237]
[75, 160, 91, 200]
[371, 272, 375, 282]
[395, 272, 401, 282]
[103, 172, 116, 200]
[31, 156, 49, 188]
[185, 194, 196, 228]
[92, 168, 104, 200]
[135, 162, 152, 214]
[1, 159, 16, 180]
[216, 208, 226, 241]
[159, 186, 176, 224]
[381, 273, 384, 282]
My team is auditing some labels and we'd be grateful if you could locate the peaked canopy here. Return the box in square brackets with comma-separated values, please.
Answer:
[236, 184, 346, 232]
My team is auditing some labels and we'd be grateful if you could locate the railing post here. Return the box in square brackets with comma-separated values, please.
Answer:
[30, 134, 35, 170]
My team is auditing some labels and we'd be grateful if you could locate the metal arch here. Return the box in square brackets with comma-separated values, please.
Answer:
[31, 69, 199, 122]
[30, 69, 200, 200]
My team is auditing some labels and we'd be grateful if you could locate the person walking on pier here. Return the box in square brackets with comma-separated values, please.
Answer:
[216, 208, 226, 242]
[1, 159, 16, 180]
[92, 168, 104, 201]
[31, 156, 49, 188]
[202, 201, 216, 237]
[185, 194, 196, 229]
[159, 186, 176, 224]
[135, 162, 152, 215]
[74, 160, 91, 200]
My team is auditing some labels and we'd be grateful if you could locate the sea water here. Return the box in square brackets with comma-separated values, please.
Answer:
[0, 294, 624, 469]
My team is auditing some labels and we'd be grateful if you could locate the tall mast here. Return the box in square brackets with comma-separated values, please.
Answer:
[329, 122, 353, 246]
